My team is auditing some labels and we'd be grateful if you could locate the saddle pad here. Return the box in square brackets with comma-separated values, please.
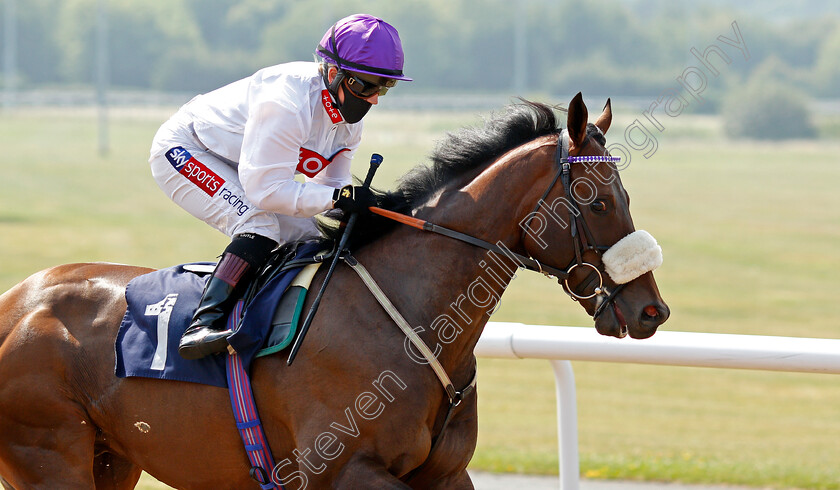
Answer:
[115, 242, 323, 388]
[115, 263, 229, 387]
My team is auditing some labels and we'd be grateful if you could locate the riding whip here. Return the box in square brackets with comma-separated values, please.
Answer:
[287, 153, 383, 365]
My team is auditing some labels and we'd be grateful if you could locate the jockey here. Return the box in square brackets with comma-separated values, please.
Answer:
[148, 14, 411, 360]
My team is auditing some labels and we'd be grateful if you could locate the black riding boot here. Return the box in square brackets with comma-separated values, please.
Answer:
[178, 233, 276, 360]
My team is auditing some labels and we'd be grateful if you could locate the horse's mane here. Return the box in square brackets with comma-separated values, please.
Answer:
[318, 99, 564, 249]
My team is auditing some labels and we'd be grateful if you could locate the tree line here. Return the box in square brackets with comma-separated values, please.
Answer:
[3, 0, 840, 104]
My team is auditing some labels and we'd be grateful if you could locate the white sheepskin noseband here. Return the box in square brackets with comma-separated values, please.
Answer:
[602, 230, 663, 284]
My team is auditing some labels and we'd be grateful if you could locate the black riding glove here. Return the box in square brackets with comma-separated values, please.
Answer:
[332, 185, 375, 214]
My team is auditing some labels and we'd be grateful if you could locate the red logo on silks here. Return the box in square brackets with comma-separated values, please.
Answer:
[320, 90, 343, 124]
[297, 147, 350, 178]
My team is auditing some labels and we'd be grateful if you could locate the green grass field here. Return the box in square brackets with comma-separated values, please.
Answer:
[2, 104, 839, 489]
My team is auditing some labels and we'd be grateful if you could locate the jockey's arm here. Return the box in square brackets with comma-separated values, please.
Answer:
[238, 96, 341, 218]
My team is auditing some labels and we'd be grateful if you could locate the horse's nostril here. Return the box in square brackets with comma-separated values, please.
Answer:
[641, 303, 670, 326]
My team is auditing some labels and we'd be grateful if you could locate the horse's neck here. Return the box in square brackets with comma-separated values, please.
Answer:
[355, 140, 554, 379]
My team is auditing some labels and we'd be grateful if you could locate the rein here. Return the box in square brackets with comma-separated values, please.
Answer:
[370, 129, 624, 317]
[367, 207, 568, 279]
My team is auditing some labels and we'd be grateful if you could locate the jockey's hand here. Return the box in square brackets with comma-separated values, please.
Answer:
[332, 185, 375, 214]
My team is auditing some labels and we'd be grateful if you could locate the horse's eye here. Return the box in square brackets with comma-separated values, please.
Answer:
[591, 199, 609, 214]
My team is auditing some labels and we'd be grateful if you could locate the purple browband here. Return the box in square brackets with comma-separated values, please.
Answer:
[566, 155, 621, 163]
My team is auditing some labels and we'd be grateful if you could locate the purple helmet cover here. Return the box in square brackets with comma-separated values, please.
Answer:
[317, 14, 412, 81]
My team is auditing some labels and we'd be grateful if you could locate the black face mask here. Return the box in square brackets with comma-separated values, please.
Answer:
[338, 86, 372, 124]
[325, 70, 371, 124]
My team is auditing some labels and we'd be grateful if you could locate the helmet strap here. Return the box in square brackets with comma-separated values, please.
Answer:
[326, 68, 345, 102]
[318, 22, 374, 123]
[322, 25, 346, 105]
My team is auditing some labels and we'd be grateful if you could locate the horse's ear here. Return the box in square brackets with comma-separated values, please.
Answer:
[595, 98, 612, 135]
[567, 92, 588, 152]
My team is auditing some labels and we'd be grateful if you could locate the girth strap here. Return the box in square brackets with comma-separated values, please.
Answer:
[225, 302, 284, 489]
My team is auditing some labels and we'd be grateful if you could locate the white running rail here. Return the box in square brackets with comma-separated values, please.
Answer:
[475, 322, 840, 490]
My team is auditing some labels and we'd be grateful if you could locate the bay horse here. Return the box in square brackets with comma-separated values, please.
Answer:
[0, 94, 668, 489]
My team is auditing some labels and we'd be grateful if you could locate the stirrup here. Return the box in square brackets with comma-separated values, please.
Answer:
[178, 326, 232, 360]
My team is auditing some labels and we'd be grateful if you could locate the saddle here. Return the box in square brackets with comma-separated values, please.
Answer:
[254, 260, 321, 358]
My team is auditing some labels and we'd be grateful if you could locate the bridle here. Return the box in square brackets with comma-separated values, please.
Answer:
[523, 128, 626, 320]
[371, 128, 627, 320]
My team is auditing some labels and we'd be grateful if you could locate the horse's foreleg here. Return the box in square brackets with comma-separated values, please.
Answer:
[331, 455, 412, 489]
[402, 394, 478, 490]
[0, 320, 98, 488]
[415, 469, 474, 490]
[0, 407, 97, 489]
[92, 451, 142, 489]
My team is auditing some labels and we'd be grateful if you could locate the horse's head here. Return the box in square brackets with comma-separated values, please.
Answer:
[523, 93, 669, 339]
[332, 94, 668, 339]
